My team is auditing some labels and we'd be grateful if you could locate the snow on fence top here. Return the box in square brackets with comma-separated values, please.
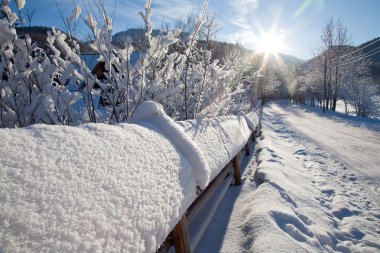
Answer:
[0, 101, 256, 253]
[177, 115, 251, 181]
[240, 110, 260, 132]
[0, 122, 197, 252]
[132, 101, 210, 189]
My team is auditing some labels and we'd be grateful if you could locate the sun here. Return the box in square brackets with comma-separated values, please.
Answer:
[257, 31, 285, 55]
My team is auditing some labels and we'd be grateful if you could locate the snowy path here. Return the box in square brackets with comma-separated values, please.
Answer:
[271, 101, 380, 202]
[196, 100, 380, 252]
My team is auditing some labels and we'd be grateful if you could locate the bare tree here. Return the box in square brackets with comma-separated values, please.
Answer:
[305, 18, 376, 118]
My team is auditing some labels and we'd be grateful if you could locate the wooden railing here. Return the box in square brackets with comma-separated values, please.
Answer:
[157, 128, 259, 253]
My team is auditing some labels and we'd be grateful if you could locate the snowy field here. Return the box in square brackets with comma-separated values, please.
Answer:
[323, 99, 380, 120]
[335, 100, 357, 116]
[197, 100, 380, 252]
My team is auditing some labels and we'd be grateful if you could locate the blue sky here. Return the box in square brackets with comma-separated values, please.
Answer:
[11, 0, 380, 59]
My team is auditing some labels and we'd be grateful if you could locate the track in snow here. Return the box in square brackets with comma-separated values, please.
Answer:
[271, 100, 380, 202]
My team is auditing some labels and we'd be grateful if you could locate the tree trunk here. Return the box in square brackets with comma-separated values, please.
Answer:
[344, 101, 348, 114]
[332, 96, 337, 111]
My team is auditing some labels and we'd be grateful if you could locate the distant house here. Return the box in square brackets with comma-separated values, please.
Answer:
[66, 53, 101, 92]
[80, 53, 101, 73]
[67, 53, 102, 114]
[69, 52, 141, 113]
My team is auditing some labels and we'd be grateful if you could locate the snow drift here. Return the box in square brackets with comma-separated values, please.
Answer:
[0, 101, 257, 252]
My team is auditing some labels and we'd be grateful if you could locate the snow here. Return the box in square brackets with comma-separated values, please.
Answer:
[0, 100, 256, 252]
[335, 99, 357, 116]
[132, 101, 210, 189]
[239, 110, 260, 131]
[196, 100, 380, 252]
[276, 101, 380, 198]
[0, 124, 196, 252]
[334, 98, 380, 120]
[177, 115, 251, 181]
[0, 104, 200, 252]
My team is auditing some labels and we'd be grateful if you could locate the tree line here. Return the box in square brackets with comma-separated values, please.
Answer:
[290, 19, 379, 118]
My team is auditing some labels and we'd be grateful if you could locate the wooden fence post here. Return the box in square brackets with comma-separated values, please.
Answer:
[251, 131, 256, 142]
[173, 216, 191, 253]
[245, 142, 250, 156]
[233, 155, 241, 186]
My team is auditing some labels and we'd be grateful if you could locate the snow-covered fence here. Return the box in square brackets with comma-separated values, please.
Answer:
[0, 101, 260, 253]
[153, 105, 261, 253]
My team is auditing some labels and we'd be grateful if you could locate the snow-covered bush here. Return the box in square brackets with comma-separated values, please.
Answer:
[0, 2, 81, 127]
[1, 0, 254, 127]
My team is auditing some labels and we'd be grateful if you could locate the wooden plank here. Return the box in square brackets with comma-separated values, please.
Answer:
[173, 216, 191, 253]
[251, 131, 256, 142]
[156, 233, 174, 253]
[186, 163, 232, 221]
[233, 155, 241, 186]
[245, 142, 250, 156]
[161, 127, 255, 252]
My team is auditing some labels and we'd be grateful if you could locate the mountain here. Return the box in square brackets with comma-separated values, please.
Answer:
[15, 26, 92, 53]
[358, 37, 380, 63]
[112, 28, 162, 49]
[358, 37, 380, 84]
[16, 26, 54, 46]
[302, 37, 380, 85]
[273, 53, 306, 71]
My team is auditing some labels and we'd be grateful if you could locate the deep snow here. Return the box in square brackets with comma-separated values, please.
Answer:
[0, 123, 197, 252]
[0, 101, 256, 253]
[178, 115, 251, 181]
[196, 100, 380, 252]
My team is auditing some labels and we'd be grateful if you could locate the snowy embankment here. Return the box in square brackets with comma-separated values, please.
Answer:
[0, 101, 257, 252]
[240, 101, 380, 252]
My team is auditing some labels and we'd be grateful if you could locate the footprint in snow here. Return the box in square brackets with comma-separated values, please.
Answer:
[295, 149, 308, 156]
[319, 199, 332, 209]
[349, 174, 357, 181]
[331, 207, 360, 220]
[321, 189, 335, 197]
[272, 211, 314, 242]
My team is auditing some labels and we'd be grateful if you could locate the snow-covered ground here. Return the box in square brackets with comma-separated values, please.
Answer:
[279, 101, 380, 199]
[335, 100, 356, 116]
[197, 100, 380, 252]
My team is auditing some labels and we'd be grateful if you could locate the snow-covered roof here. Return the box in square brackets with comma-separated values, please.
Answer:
[79, 53, 100, 71]
[0, 101, 255, 252]
[78, 51, 141, 70]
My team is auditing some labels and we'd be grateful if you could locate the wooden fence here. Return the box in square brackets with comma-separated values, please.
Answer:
[157, 127, 259, 253]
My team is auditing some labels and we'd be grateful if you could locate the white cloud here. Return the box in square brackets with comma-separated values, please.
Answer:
[151, 0, 198, 23]
[112, 0, 203, 29]
[221, 30, 259, 49]
[216, 0, 260, 50]
[229, 0, 260, 30]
